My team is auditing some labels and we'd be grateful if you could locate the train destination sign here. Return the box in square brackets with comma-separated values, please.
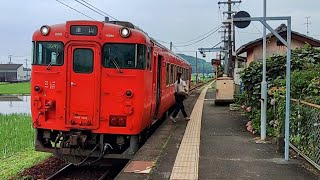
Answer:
[70, 25, 98, 36]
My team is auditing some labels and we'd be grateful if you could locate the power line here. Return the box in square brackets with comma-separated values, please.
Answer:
[173, 24, 222, 44]
[75, 0, 106, 18]
[174, 26, 221, 47]
[56, 0, 96, 20]
[155, 39, 171, 44]
[78, 0, 119, 21]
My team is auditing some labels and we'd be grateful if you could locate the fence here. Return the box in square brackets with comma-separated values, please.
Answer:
[278, 98, 320, 170]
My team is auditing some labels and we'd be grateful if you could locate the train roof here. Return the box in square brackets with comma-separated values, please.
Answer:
[107, 21, 191, 66]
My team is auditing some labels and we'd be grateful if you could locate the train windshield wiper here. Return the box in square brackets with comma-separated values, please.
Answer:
[47, 52, 59, 70]
[111, 57, 123, 73]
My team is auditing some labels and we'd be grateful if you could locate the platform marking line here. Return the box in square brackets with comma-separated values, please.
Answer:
[170, 82, 213, 180]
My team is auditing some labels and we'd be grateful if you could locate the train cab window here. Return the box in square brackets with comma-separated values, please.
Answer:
[166, 63, 170, 85]
[102, 43, 146, 69]
[33, 42, 64, 65]
[73, 48, 94, 73]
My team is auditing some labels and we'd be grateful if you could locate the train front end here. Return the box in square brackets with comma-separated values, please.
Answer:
[31, 21, 152, 162]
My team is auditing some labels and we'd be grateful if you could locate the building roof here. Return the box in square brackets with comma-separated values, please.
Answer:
[0, 64, 23, 70]
[237, 24, 320, 55]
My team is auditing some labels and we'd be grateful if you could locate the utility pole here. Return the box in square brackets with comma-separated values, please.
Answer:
[170, 42, 173, 51]
[8, 55, 12, 64]
[218, 0, 241, 76]
[25, 58, 29, 79]
[202, 63, 205, 81]
[195, 51, 198, 83]
[305, 16, 311, 36]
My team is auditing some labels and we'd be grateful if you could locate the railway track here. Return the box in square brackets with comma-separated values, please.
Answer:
[40, 82, 208, 180]
[45, 160, 127, 180]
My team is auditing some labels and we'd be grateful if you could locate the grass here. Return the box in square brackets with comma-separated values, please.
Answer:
[0, 114, 34, 158]
[191, 74, 214, 83]
[0, 149, 50, 179]
[0, 82, 30, 95]
[0, 114, 51, 179]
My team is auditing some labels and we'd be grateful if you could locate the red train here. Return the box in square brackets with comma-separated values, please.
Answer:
[31, 20, 191, 162]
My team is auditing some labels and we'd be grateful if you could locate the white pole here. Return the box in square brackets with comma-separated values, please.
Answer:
[261, 0, 267, 140]
[285, 18, 292, 161]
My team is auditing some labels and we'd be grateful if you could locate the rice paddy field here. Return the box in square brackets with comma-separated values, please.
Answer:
[0, 114, 50, 179]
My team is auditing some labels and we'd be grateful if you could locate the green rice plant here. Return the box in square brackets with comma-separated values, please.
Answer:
[0, 114, 34, 158]
[0, 82, 30, 95]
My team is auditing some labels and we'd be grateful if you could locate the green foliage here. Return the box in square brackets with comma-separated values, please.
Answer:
[0, 114, 51, 179]
[177, 54, 214, 74]
[0, 114, 34, 158]
[0, 149, 50, 179]
[240, 44, 320, 134]
[0, 82, 30, 95]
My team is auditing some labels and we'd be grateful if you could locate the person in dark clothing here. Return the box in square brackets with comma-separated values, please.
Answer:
[170, 72, 190, 123]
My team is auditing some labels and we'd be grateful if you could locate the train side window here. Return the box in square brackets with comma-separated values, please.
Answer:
[166, 63, 170, 85]
[146, 47, 152, 70]
[170, 64, 174, 85]
[73, 48, 94, 73]
[174, 65, 176, 82]
[186, 69, 189, 80]
[34, 42, 64, 66]
[182, 68, 185, 80]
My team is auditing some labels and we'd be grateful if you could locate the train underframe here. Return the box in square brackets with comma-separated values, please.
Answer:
[35, 128, 145, 165]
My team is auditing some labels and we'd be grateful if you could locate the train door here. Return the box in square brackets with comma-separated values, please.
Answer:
[66, 42, 101, 129]
[153, 55, 162, 119]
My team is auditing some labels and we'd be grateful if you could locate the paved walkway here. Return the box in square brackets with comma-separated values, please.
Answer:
[116, 83, 320, 180]
[169, 84, 319, 179]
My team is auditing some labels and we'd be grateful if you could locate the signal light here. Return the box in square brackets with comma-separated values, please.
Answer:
[120, 27, 131, 38]
[109, 115, 127, 127]
[40, 25, 50, 36]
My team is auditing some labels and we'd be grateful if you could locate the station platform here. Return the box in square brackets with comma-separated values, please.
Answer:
[116, 83, 320, 180]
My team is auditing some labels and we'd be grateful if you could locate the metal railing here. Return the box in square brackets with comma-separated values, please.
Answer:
[285, 98, 320, 171]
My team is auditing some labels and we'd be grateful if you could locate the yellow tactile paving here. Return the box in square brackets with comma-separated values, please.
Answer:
[170, 82, 213, 180]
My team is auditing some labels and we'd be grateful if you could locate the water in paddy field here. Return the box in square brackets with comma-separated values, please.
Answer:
[0, 96, 30, 114]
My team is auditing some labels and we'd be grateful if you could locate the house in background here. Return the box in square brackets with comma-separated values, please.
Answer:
[23, 67, 31, 80]
[233, 24, 320, 86]
[0, 64, 24, 82]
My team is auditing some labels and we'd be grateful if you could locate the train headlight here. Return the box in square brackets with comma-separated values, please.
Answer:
[120, 27, 131, 38]
[40, 25, 50, 36]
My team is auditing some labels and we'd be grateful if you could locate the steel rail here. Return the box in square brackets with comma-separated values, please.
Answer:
[46, 163, 73, 180]
[98, 169, 111, 180]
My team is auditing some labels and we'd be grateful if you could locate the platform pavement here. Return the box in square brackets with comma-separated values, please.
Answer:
[116, 84, 319, 180]
[198, 88, 319, 180]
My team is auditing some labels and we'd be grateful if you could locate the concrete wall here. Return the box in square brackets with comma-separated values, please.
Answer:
[246, 37, 305, 67]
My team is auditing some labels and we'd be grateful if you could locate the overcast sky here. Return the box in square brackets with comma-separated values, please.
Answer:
[1, 0, 319, 65]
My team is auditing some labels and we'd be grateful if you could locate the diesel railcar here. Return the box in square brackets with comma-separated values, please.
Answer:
[31, 20, 191, 162]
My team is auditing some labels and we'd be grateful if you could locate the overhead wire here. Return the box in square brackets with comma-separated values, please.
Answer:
[77, 0, 119, 21]
[74, 0, 108, 19]
[56, 0, 96, 20]
[174, 26, 221, 47]
[155, 24, 222, 47]
[173, 24, 222, 45]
